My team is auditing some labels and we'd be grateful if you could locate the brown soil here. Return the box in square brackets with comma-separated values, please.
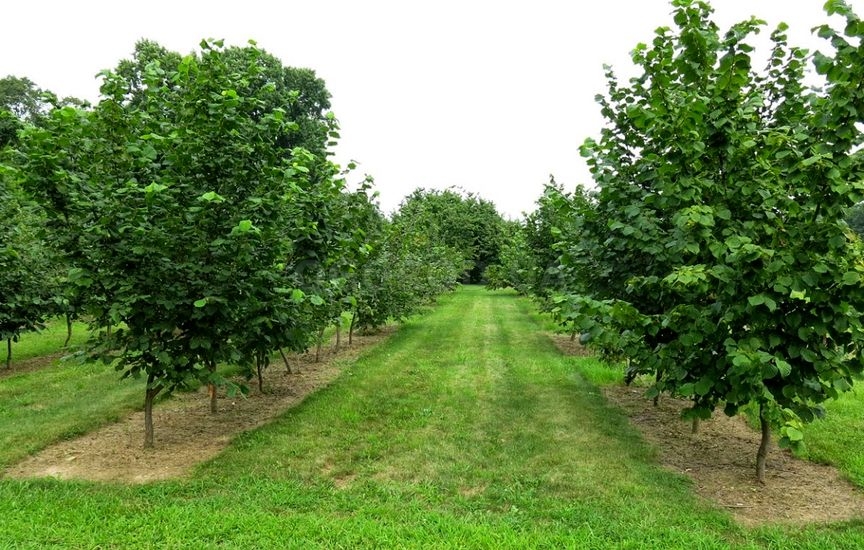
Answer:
[5, 327, 395, 484]
[0, 352, 67, 380]
[604, 384, 864, 527]
[547, 333, 594, 356]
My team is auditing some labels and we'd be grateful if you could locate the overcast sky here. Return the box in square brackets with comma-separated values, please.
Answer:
[2, 1, 862, 218]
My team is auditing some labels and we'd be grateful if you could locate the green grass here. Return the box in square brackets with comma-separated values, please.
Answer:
[0, 287, 862, 548]
[0, 360, 145, 469]
[800, 384, 864, 487]
[0, 317, 90, 366]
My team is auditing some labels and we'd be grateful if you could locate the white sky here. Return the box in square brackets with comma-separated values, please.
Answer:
[2, 1, 862, 218]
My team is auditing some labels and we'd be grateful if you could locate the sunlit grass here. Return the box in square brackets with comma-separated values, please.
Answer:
[800, 384, 864, 487]
[0, 287, 862, 547]
[0, 317, 90, 367]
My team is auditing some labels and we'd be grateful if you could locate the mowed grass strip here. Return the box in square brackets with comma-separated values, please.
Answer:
[0, 287, 863, 548]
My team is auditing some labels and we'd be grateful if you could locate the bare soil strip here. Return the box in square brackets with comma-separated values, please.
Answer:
[5, 328, 394, 484]
[548, 334, 864, 527]
[604, 385, 864, 527]
[0, 352, 67, 380]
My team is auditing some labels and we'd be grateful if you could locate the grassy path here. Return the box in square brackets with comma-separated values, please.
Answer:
[0, 287, 862, 548]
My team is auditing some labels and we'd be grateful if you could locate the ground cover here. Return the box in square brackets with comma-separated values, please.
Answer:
[0, 287, 862, 548]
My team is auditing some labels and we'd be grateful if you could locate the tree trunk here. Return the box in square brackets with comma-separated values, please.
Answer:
[335, 322, 341, 352]
[64, 313, 73, 348]
[315, 328, 324, 363]
[279, 348, 293, 374]
[348, 311, 356, 346]
[257, 357, 264, 393]
[143, 374, 163, 449]
[756, 403, 771, 484]
[691, 417, 700, 434]
[5, 338, 10, 369]
[570, 331, 577, 342]
[653, 371, 661, 406]
[208, 361, 217, 414]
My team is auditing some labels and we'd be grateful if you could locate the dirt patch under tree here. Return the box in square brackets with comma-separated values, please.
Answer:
[5, 328, 395, 484]
[549, 333, 864, 527]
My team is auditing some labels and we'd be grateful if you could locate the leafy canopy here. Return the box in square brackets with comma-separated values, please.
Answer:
[563, 0, 864, 451]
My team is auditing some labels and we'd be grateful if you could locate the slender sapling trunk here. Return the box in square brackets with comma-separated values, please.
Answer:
[756, 403, 771, 484]
[64, 313, 73, 348]
[208, 361, 217, 414]
[315, 327, 324, 363]
[279, 348, 293, 374]
[143, 374, 163, 448]
[335, 322, 341, 352]
[257, 357, 264, 393]
[5, 338, 10, 369]
[349, 311, 356, 346]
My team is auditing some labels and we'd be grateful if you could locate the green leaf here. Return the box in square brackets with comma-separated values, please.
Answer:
[790, 289, 808, 301]
[813, 51, 833, 75]
[694, 378, 712, 396]
[198, 191, 226, 203]
[732, 353, 751, 368]
[232, 219, 258, 235]
[143, 182, 167, 194]
[842, 271, 861, 285]
[784, 426, 804, 442]
[775, 359, 792, 378]
[193, 298, 207, 308]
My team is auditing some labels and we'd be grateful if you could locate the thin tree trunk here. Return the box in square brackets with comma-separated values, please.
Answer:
[64, 313, 73, 348]
[144, 374, 163, 449]
[349, 311, 356, 346]
[208, 361, 217, 414]
[315, 328, 324, 363]
[5, 338, 11, 369]
[691, 417, 700, 434]
[756, 403, 771, 484]
[335, 322, 341, 352]
[279, 348, 293, 374]
[570, 331, 577, 342]
[257, 357, 264, 393]
[653, 371, 661, 406]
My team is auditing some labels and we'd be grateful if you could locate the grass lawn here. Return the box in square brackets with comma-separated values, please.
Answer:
[0, 317, 90, 366]
[0, 286, 862, 548]
[801, 384, 864, 487]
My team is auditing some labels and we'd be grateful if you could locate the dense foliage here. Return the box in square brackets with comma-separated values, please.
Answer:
[0, 76, 59, 368]
[2, 33, 500, 447]
[395, 188, 505, 284]
[7, 39, 472, 447]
